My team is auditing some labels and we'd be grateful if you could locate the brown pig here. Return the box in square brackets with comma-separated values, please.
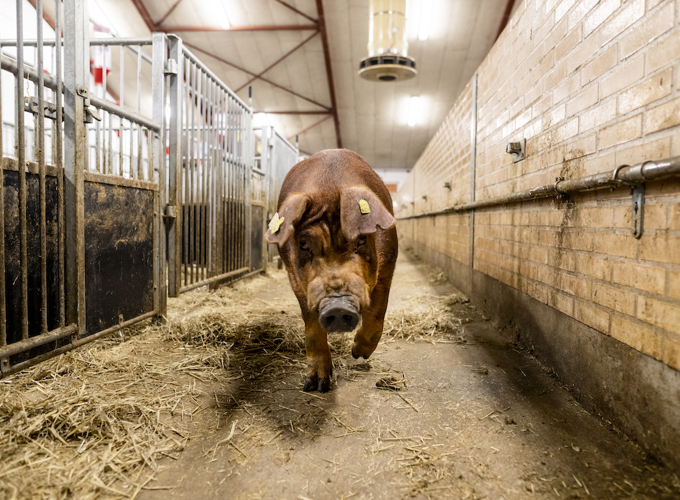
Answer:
[265, 149, 398, 392]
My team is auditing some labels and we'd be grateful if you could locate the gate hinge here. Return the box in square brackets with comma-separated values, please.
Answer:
[506, 138, 526, 163]
[76, 85, 102, 123]
[165, 59, 179, 75]
[631, 184, 645, 239]
[163, 205, 177, 221]
[0, 356, 9, 377]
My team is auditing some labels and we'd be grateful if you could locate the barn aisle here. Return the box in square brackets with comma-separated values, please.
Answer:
[135, 253, 679, 500]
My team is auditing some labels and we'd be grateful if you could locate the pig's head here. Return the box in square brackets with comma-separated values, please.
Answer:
[266, 187, 395, 332]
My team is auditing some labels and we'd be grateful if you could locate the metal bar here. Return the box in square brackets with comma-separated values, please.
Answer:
[167, 36, 183, 296]
[199, 68, 207, 283]
[163, 24, 318, 32]
[0, 38, 154, 47]
[55, 0, 65, 328]
[83, 170, 157, 190]
[226, 96, 233, 272]
[234, 31, 319, 93]
[37, 0, 48, 334]
[315, 0, 342, 148]
[102, 49, 108, 173]
[0, 324, 77, 359]
[398, 156, 680, 220]
[16, 0, 29, 340]
[0, 35, 5, 346]
[88, 95, 161, 132]
[272, 0, 318, 23]
[119, 46, 124, 175]
[256, 110, 330, 115]
[242, 107, 250, 270]
[64, 0, 87, 336]
[287, 114, 331, 140]
[0, 310, 156, 379]
[182, 43, 328, 111]
[189, 61, 196, 285]
[182, 57, 189, 287]
[469, 74, 478, 269]
[179, 267, 250, 293]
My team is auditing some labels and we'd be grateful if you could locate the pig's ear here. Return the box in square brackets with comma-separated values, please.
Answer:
[265, 193, 310, 246]
[340, 186, 395, 241]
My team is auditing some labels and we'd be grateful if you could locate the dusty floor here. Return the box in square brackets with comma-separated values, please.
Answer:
[128, 253, 679, 500]
[2, 252, 679, 499]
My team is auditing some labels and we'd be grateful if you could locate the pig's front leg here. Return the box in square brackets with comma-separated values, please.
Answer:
[352, 269, 395, 360]
[303, 317, 333, 392]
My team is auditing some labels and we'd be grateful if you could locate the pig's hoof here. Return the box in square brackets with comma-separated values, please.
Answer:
[303, 375, 318, 392]
[303, 375, 331, 392]
[351, 342, 373, 360]
[318, 377, 331, 393]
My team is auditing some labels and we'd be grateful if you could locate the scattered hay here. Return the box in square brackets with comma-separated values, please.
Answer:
[0, 273, 468, 498]
[0, 330, 190, 499]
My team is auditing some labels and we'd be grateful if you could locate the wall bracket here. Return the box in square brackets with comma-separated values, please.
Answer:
[631, 184, 645, 239]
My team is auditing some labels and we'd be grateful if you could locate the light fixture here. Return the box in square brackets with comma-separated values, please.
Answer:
[408, 96, 420, 127]
[418, 0, 433, 41]
[206, 0, 230, 29]
[358, 0, 417, 82]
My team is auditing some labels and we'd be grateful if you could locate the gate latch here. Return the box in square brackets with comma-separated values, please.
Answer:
[506, 138, 526, 163]
[165, 59, 179, 75]
[24, 97, 63, 121]
[76, 85, 102, 123]
[631, 184, 645, 239]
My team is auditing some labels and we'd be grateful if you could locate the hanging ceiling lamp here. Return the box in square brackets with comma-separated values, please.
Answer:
[358, 0, 417, 82]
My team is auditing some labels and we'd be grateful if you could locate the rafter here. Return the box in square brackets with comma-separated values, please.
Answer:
[235, 31, 319, 93]
[287, 114, 332, 140]
[315, 0, 341, 148]
[130, 0, 156, 32]
[155, 0, 186, 27]
[161, 24, 318, 32]
[272, 0, 318, 24]
[183, 42, 330, 111]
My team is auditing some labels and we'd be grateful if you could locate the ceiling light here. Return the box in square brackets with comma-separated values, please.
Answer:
[408, 96, 420, 127]
[418, 0, 433, 41]
[206, 0, 231, 29]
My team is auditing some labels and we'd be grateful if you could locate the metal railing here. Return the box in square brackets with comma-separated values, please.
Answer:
[166, 41, 254, 295]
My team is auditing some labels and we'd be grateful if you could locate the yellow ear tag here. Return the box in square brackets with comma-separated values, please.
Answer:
[269, 213, 285, 233]
[359, 199, 371, 215]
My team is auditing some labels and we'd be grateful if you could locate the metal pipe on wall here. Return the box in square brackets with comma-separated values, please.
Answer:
[397, 156, 680, 220]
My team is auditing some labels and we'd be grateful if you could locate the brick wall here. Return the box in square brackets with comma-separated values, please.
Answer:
[396, 0, 680, 371]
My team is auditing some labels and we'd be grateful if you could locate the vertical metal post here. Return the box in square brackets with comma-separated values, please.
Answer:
[244, 107, 252, 270]
[151, 32, 167, 317]
[167, 36, 183, 296]
[469, 74, 478, 269]
[15, 0, 29, 340]
[64, 0, 87, 336]
[37, 0, 48, 334]
[56, 0, 65, 328]
[118, 46, 124, 176]
[0, 33, 5, 345]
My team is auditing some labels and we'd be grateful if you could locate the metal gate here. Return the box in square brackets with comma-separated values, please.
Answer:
[0, 0, 165, 376]
[254, 125, 299, 268]
[165, 41, 253, 295]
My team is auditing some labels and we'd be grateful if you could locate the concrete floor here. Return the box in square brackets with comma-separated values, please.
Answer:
[138, 253, 680, 500]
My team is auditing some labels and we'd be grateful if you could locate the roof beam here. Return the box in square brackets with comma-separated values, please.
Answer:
[287, 114, 332, 140]
[155, 0, 186, 27]
[183, 42, 330, 111]
[235, 31, 319, 93]
[161, 24, 318, 32]
[272, 0, 318, 24]
[315, 0, 342, 148]
[256, 111, 330, 115]
[129, 0, 157, 32]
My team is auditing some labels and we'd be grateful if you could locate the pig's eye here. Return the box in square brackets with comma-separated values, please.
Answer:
[299, 241, 311, 253]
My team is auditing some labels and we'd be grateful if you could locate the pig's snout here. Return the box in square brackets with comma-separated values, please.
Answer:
[319, 296, 359, 332]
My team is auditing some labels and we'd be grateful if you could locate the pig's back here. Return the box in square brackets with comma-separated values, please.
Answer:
[278, 149, 393, 215]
